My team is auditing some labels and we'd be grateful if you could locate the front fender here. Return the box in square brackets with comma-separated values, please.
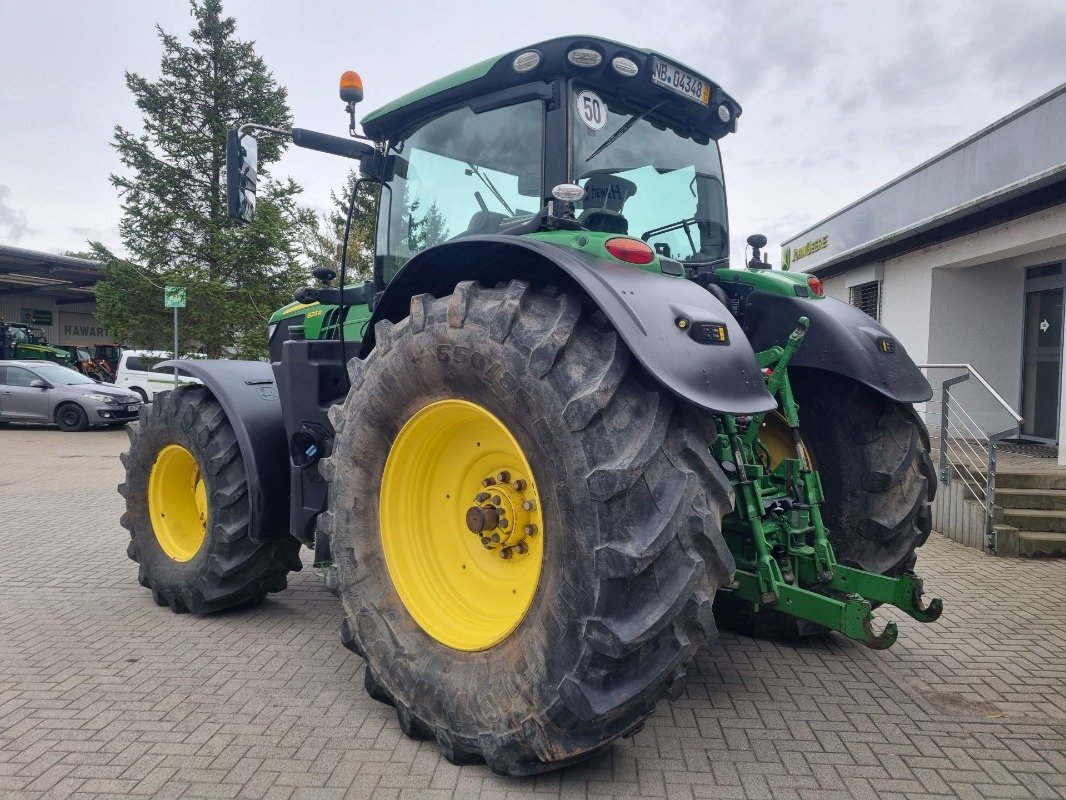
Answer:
[741, 293, 932, 403]
[157, 359, 291, 543]
[366, 236, 775, 414]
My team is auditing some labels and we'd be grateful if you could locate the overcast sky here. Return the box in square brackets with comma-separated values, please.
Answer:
[1, 0, 1064, 266]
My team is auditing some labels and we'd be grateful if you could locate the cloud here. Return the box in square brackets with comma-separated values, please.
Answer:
[0, 184, 34, 242]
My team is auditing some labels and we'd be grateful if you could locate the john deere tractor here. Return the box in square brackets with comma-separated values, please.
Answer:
[0, 321, 70, 364]
[119, 37, 941, 775]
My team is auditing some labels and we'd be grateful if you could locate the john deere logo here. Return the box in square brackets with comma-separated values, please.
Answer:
[791, 235, 829, 264]
[781, 247, 792, 270]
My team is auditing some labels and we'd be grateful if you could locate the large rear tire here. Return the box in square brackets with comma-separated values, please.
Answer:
[715, 370, 935, 638]
[320, 280, 735, 775]
[119, 386, 302, 614]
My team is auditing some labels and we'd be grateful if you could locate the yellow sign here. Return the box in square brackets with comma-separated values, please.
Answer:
[791, 234, 829, 264]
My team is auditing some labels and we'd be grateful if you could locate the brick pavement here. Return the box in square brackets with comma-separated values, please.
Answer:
[0, 423, 1063, 800]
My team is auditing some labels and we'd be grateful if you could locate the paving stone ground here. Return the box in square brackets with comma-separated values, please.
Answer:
[1, 423, 1064, 800]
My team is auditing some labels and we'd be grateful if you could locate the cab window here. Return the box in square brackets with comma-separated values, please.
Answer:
[376, 99, 545, 283]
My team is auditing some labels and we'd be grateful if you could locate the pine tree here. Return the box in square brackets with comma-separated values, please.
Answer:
[92, 0, 312, 358]
[299, 169, 379, 283]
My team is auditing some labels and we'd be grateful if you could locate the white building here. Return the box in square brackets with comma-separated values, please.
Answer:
[783, 84, 1066, 462]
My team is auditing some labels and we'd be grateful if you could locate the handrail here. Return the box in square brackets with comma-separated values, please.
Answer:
[916, 363, 1023, 554]
[917, 363, 1024, 423]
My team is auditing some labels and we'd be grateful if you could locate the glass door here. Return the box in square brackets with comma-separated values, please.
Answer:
[1021, 264, 1065, 441]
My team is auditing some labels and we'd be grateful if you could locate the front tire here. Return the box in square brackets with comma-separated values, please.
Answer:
[321, 281, 734, 775]
[56, 403, 88, 432]
[119, 387, 302, 614]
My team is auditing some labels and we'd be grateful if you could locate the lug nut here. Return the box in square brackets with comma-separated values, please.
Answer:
[491, 495, 502, 506]
[498, 518, 508, 528]
[482, 477, 496, 487]
[499, 547, 513, 560]
[491, 532, 501, 543]
[523, 524, 538, 537]
[521, 499, 536, 511]
[480, 536, 492, 547]
[512, 479, 526, 492]
[515, 541, 529, 555]
[496, 471, 510, 483]
[475, 492, 490, 503]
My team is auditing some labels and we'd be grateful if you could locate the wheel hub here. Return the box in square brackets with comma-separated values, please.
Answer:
[464, 471, 538, 559]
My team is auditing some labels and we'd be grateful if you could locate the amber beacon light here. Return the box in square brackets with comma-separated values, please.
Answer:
[339, 71, 364, 104]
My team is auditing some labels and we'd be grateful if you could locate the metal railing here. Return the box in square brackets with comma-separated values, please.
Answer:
[916, 364, 1023, 549]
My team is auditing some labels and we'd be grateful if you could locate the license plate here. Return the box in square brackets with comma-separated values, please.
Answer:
[650, 57, 711, 106]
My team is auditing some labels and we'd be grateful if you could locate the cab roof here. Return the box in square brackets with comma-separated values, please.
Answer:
[361, 35, 741, 142]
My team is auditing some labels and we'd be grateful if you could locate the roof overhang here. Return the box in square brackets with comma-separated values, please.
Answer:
[0, 244, 104, 305]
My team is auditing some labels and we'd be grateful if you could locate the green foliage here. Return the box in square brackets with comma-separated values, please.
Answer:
[92, 0, 311, 359]
[299, 170, 379, 283]
[406, 196, 450, 253]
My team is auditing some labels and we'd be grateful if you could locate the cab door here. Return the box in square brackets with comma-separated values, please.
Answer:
[0, 365, 53, 421]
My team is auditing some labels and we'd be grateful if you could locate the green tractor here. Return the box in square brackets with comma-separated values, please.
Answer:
[0, 321, 71, 364]
[119, 37, 940, 775]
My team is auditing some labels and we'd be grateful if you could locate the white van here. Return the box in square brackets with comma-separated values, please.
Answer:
[114, 350, 202, 402]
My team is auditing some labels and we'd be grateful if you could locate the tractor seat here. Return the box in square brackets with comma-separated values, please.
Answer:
[463, 209, 508, 237]
[578, 208, 629, 235]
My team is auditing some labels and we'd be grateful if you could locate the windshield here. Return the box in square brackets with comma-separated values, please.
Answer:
[376, 99, 544, 282]
[31, 363, 94, 385]
[571, 87, 728, 264]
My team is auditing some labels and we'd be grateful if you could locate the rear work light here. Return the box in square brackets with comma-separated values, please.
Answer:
[807, 276, 824, 297]
[605, 237, 654, 265]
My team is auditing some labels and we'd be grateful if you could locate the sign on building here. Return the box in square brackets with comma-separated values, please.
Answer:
[20, 308, 52, 325]
[58, 311, 110, 346]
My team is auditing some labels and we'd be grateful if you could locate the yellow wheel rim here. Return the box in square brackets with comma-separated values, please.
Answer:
[757, 412, 815, 471]
[148, 444, 208, 562]
[380, 399, 545, 651]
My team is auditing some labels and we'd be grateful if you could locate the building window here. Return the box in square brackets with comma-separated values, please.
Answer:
[849, 281, 881, 321]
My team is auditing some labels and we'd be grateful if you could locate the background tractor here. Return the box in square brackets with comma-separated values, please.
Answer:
[119, 37, 940, 775]
[0, 321, 71, 364]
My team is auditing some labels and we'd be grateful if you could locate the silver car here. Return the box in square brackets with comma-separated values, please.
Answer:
[0, 360, 142, 431]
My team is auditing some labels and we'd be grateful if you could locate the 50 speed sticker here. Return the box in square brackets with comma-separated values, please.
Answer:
[575, 90, 607, 131]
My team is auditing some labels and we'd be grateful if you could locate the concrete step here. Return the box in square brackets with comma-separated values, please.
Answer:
[1018, 531, 1066, 557]
[995, 488, 1066, 511]
[992, 526, 1066, 557]
[994, 470, 1066, 490]
[1000, 508, 1066, 533]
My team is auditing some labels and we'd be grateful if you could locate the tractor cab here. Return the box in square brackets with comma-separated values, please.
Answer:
[362, 37, 738, 282]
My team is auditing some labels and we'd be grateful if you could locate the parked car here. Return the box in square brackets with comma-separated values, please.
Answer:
[0, 360, 142, 431]
[113, 349, 201, 403]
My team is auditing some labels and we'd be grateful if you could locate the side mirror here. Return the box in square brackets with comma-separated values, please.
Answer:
[29, 379, 47, 389]
[226, 130, 258, 224]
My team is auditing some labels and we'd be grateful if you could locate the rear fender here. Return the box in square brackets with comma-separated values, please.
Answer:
[364, 236, 776, 414]
[740, 293, 932, 403]
[157, 359, 291, 543]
